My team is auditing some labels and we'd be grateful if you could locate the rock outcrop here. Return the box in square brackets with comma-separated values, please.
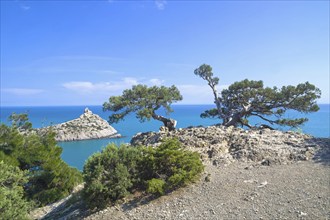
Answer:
[131, 125, 329, 166]
[38, 108, 120, 142]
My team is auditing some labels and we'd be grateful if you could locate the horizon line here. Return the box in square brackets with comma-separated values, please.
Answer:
[1, 103, 329, 108]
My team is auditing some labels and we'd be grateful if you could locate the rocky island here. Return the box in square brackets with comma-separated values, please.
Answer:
[38, 108, 120, 142]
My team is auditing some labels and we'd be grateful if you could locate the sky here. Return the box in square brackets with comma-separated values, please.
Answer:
[1, 0, 329, 106]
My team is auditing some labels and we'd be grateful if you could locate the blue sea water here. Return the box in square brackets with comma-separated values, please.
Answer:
[1, 104, 329, 170]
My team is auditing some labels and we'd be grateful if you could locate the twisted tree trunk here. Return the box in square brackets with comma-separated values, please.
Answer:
[223, 104, 252, 127]
[152, 113, 177, 131]
[208, 82, 227, 122]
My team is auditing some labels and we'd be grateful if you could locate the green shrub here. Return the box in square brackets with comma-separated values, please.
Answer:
[0, 115, 83, 207]
[83, 138, 204, 210]
[152, 138, 204, 191]
[83, 144, 138, 209]
[0, 161, 31, 220]
[146, 178, 165, 195]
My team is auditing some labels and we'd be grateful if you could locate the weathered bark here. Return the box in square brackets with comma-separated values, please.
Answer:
[208, 82, 226, 121]
[258, 124, 275, 130]
[223, 112, 241, 127]
[222, 104, 252, 127]
[152, 113, 177, 131]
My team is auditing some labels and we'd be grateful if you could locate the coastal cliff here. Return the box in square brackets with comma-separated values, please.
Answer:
[38, 108, 120, 142]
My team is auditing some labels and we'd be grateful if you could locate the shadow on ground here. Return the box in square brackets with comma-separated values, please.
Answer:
[310, 137, 330, 166]
[40, 191, 157, 220]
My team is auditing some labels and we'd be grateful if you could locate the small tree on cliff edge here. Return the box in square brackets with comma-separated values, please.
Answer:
[103, 84, 183, 131]
[194, 64, 321, 129]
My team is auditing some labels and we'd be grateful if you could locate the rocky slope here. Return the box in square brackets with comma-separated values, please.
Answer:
[84, 161, 329, 220]
[30, 125, 329, 220]
[38, 108, 120, 142]
[131, 125, 329, 166]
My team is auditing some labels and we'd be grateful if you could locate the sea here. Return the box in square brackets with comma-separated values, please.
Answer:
[1, 104, 329, 170]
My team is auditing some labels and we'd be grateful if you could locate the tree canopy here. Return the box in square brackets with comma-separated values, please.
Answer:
[0, 161, 31, 220]
[195, 64, 321, 129]
[103, 84, 183, 130]
[0, 114, 82, 207]
[8, 113, 32, 131]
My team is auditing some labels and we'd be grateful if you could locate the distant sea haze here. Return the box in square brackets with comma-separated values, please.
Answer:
[1, 104, 329, 170]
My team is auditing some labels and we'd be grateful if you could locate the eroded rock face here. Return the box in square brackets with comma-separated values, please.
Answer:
[38, 108, 120, 142]
[131, 125, 329, 166]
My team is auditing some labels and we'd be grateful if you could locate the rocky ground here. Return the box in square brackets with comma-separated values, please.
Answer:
[84, 161, 329, 220]
[131, 125, 329, 167]
[30, 126, 330, 220]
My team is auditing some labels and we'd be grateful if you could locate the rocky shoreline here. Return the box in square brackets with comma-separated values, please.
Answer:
[37, 108, 120, 142]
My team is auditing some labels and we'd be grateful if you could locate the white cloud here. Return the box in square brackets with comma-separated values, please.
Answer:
[20, 5, 31, 11]
[62, 78, 230, 104]
[149, 78, 164, 86]
[62, 78, 139, 94]
[2, 88, 44, 96]
[155, 0, 167, 10]
[177, 84, 228, 104]
[62, 79, 229, 104]
[62, 82, 94, 90]
[123, 77, 138, 85]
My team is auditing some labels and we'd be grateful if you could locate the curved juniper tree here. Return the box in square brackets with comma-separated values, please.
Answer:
[194, 64, 321, 129]
[103, 84, 183, 131]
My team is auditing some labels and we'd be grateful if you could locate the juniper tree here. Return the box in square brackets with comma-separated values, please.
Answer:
[194, 64, 321, 129]
[0, 114, 83, 206]
[8, 113, 32, 131]
[0, 161, 31, 220]
[103, 84, 183, 131]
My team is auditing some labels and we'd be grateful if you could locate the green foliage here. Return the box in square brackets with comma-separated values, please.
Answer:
[200, 108, 220, 119]
[103, 84, 182, 129]
[151, 138, 204, 190]
[194, 64, 223, 118]
[83, 139, 204, 210]
[146, 178, 165, 195]
[194, 64, 220, 88]
[0, 115, 82, 206]
[0, 124, 24, 160]
[83, 144, 134, 209]
[0, 161, 31, 220]
[195, 64, 321, 128]
[9, 113, 32, 131]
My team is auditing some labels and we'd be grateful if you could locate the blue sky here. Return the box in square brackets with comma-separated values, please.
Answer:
[1, 0, 329, 106]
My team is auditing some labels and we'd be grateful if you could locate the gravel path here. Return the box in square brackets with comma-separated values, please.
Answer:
[85, 161, 330, 220]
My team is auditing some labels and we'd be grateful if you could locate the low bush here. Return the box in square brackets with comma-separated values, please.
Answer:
[0, 161, 32, 220]
[151, 138, 204, 191]
[146, 178, 165, 195]
[83, 145, 135, 209]
[83, 138, 204, 209]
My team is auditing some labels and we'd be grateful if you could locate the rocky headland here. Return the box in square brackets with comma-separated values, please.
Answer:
[131, 125, 329, 166]
[37, 108, 120, 142]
